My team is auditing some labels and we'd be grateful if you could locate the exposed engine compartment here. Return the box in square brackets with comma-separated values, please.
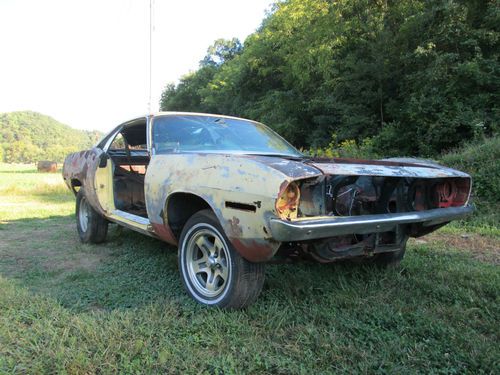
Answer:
[278, 174, 471, 263]
[327, 175, 470, 216]
[298, 175, 470, 217]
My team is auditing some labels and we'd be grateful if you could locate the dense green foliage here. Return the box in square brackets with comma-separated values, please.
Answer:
[441, 136, 500, 227]
[160, 0, 499, 157]
[0, 164, 498, 373]
[0, 111, 101, 163]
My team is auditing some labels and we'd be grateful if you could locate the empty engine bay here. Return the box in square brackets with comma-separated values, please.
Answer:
[298, 175, 470, 218]
[277, 175, 470, 262]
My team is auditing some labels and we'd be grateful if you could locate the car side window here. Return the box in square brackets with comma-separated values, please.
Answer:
[110, 133, 126, 150]
[129, 141, 147, 151]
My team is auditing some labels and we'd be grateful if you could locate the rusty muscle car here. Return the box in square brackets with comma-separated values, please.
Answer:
[63, 112, 473, 308]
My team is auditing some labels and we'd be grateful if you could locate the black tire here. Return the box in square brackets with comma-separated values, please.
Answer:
[76, 189, 108, 244]
[178, 209, 265, 309]
[372, 242, 407, 268]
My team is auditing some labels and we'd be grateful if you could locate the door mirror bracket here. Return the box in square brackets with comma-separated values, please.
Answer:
[99, 153, 109, 168]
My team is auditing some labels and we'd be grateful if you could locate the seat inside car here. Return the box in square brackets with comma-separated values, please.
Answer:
[107, 121, 149, 218]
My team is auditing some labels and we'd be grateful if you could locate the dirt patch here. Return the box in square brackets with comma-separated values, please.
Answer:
[0, 221, 112, 275]
[0, 221, 74, 243]
[43, 254, 109, 273]
[410, 232, 500, 265]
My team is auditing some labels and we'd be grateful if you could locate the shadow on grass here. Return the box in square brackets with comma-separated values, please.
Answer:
[0, 170, 62, 174]
[0, 170, 37, 174]
[0, 188, 75, 204]
[0, 214, 181, 311]
[0, 214, 400, 314]
[1, 214, 496, 317]
[31, 191, 75, 204]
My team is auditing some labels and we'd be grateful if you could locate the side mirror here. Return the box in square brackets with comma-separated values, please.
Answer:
[98, 153, 109, 168]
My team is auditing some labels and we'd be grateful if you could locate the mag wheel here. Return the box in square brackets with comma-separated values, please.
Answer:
[76, 190, 108, 244]
[178, 210, 265, 309]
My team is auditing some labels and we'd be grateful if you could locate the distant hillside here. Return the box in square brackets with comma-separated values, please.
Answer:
[0, 111, 102, 163]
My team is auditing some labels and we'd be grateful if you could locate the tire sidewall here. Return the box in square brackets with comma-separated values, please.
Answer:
[76, 190, 92, 243]
[178, 213, 237, 306]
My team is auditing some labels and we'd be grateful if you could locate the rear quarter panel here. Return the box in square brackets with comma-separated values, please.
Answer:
[62, 148, 105, 215]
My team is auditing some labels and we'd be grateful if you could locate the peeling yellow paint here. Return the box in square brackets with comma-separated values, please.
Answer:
[94, 158, 115, 213]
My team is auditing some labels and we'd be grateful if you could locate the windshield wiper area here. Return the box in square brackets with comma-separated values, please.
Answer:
[250, 153, 306, 161]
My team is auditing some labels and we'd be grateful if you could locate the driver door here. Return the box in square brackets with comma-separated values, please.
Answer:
[93, 129, 122, 214]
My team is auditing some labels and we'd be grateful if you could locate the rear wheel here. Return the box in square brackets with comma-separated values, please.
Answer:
[76, 190, 108, 243]
[178, 210, 265, 309]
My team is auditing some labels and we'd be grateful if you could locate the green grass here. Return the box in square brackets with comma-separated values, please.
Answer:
[440, 136, 500, 231]
[0, 163, 499, 374]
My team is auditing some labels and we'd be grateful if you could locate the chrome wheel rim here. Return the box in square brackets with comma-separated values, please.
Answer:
[79, 196, 90, 232]
[185, 227, 230, 299]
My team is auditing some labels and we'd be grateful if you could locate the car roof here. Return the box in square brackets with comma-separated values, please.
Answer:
[150, 111, 256, 123]
[118, 112, 258, 127]
[96, 112, 260, 149]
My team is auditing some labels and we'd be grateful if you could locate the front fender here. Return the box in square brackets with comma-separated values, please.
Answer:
[145, 153, 300, 262]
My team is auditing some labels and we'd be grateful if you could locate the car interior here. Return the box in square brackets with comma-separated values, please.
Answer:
[106, 119, 149, 218]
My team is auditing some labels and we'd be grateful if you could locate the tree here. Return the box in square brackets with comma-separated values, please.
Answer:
[0, 111, 101, 163]
[159, 0, 499, 156]
[200, 38, 243, 67]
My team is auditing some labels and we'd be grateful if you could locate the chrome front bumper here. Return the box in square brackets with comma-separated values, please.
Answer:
[269, 206, 473, 242]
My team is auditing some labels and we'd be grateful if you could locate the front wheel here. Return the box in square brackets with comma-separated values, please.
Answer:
[178, 210, 265, 309]
[76, 190, 108, 244]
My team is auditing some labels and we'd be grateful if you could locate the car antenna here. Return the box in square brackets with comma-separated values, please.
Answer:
[147, 0, 154, 115]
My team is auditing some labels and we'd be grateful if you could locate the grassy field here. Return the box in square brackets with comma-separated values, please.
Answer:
[0, 164, 498, 374]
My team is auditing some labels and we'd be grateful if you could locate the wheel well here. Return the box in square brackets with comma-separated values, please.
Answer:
[166, 193, 212, 239]
[70, 178, 82, 195]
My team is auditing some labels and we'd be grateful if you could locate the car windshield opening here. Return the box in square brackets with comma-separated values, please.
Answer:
[152, 115, 302, 157]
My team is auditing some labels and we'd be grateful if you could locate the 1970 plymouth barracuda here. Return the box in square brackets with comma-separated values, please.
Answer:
[63, 112, 473, 308]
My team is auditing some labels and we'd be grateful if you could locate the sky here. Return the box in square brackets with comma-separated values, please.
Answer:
[0, 0, 273, 132]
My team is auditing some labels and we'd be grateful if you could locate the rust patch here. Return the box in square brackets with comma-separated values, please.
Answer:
[151, 222, 177, 245]
[230, 237, 278, 262]
[310, 157, 433, 168]
[228, 217, 243, 237]
[62, 147, 106, 215]
[278, 180, 288, 196]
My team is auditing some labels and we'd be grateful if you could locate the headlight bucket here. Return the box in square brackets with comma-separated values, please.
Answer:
[276, 181, 300, 220]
